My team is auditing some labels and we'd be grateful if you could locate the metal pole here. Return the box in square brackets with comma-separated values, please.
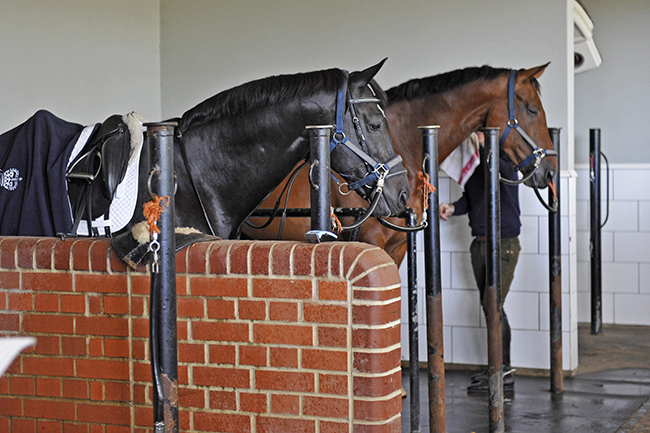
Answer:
[419, 125, 445, 433]
[548, 127, 563, 393]
[145, 122, 179, 433]
[306, 125, 337, 243]
[405, 208, 421, 433]
[589, 128, 602, 335]
[484, 127, 504, 433]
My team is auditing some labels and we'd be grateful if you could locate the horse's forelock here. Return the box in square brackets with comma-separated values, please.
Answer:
[386, 65, 510, 104]
[179, 69, 346, 133]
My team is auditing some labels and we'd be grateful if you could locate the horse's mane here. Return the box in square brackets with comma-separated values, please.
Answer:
[179, 68, 346, 133]
[387, 66, 523, 103]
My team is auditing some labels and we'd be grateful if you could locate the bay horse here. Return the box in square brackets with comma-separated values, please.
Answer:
[0, 60, 410, 242]
[243, 64, 557, 266]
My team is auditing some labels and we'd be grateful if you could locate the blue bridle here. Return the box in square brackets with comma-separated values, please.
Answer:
[329, 71, 403, 194]
[500, 69, 557, 173]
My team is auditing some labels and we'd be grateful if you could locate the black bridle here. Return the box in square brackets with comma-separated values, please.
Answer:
[499, 69, 557, 186]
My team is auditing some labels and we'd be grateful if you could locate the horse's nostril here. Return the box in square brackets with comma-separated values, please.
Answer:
[547, 169, 556, 183]
[399, 190, 409, 206]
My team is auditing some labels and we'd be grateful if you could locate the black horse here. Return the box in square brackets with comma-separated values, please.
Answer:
[0, 60, 409, 241]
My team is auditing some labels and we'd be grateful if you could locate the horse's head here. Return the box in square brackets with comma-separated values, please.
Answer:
[488, 63, 557, 188]
[330, 59, 410, 217]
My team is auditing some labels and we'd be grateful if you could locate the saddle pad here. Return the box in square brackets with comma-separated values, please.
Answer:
[74, 112, 145, 236]
[0, 110, 84, 236]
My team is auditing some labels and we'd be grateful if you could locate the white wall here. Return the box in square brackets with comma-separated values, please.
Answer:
[0, 0, 161, 131]
[159, 0, 577, 371]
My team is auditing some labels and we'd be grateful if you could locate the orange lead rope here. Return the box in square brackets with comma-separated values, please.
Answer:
[330, 208, 343, 234]
[418, 171, 436, 211]
[143, 194, 170, 235]
[549, 179, 557, 202]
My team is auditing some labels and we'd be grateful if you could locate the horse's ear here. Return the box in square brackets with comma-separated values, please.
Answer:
[518, 62, 551, 82]
[350, 58, 388, 88]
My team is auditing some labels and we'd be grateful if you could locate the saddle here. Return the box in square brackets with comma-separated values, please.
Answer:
[66, 114, 131, 236]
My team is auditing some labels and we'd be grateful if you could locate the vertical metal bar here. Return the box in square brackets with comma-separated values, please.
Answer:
[308, 125, 334, 232]
[405, 208, 421, 433]
[419, 125, 445, 433]
[548, 128, 564, 393]
[589, 128, 602, 335]
[145, 122, 179, 433]
[484, 127, 504, 433]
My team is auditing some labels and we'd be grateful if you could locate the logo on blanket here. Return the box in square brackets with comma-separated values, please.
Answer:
[1, 168, 23, 191]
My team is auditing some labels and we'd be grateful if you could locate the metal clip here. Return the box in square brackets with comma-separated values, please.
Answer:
[149, 232, 161, 274]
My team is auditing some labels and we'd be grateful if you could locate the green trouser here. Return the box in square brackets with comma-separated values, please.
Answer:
[470, 237, 521, 367]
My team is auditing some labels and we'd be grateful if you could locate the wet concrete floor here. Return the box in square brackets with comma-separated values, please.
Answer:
[401, 324, 650, 432]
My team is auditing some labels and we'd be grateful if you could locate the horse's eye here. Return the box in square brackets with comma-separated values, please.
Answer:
[527, 107, 539, 116]
[368, 124, 381, 132]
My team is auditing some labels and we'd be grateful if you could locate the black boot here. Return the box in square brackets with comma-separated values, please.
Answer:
[467, 366, 514, 395]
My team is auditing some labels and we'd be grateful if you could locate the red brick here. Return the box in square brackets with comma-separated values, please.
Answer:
[270, 242, 293, 276]
[23, 314, 74, 334]
[77, 403, 130, 424]
[35, 238, 59, 269]
[0, 396, 21, 416]
[106, 426, 131, 433]
[133, 361, 152, 382]
[303, 395, 348, 418]
[193, 321, 248, 342]
[90, 381, 103, 400]
[352, 324, 400, 349]
[207, 242, 230, 274]
[76, 274, 128, 294]
[318, 326, 347, 348]
[353, 394, 402, 422]
[256, 370, 314, 392]
[240, 346, 266, 366]
[90, 240, 110, 272]
[0, 313, 20, 331]
[319, 281, 348, 301]
[23, 273, 73, 292]
[249, 243, 271, 275]
[25, 399, 75, 420]
[352, 262, 400, 289]
[257, 416, 315, 433]
[230, 242, 253, 274]
[105, 338, 130, 358]
[105, 381, 130, 402]
[0, 292, 5, 309]
[109, 248, 128, 272]
[132, 296, 145, 316]
[104, 295, 129, 315]
[77, 359, 129, 381]
[60, 294, 85, 313]
[187, 241, 213, 274]
[34, 293, 59, 312]
[205, 299, 235, 319]
[63, 423, 88, 433]
[241, 392, 267, 413]
[354, 287, 400, 302]
[132, 340, 146, 360]
[190, 276, 247, 297]
[134, 405, 152, 427]
[52, 240, 73, 270]
[77, 316, 128, 337]
[303, 349, 348, 371]
[89, 337, 103, 356]
[354, 347, 400, 374]
[269, 347, 298, 368]
[269, 301, 298, 321]
[132, 317, 148, 338]
[238, 300, 266, 320]
[178, 387, 204, 408]
[320, 373, 348, 395]
[16, 238, 38, 268]
[88, 294, 102, 313]
[8, 292, 33, 311]
[253, 323, 312, 346]
[62, 379, 88, 399]
[292, 243, 314, 276]
[0, 237, 20, 269]
[208, 344, 236, 364]
[11, 376, 35, 395]
[353, 300, 400, 326]
[253, 278, 312, 299]
[0, 271, 19, 289]
[353, 370, 401, 398]
[209, 390, 236, 410]
[131, 275, 150, 295]
[178, 297, 205, 318]
[179, 342, 205, 363]
[36, 377, 61, 397]
[194, 412, 251, 433]
[12, 419, 36, 432]
[304, 303, 348, 324]
[60, 337, 86, 356]
[193, 366, 250, 388]
[271, 394, 299, 414]
[321, 421, 349, 433]
[35, 336, 60, 355]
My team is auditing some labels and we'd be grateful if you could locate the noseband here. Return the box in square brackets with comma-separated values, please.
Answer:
[329, 71, 403, 196]
[499, 69, 556, 185]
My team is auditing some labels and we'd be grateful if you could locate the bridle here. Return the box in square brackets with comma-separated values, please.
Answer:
[320, 70, 404, 230]
[499, 69, 557, 186]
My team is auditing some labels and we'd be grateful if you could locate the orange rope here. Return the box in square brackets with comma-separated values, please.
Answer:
[549, 179, 557, 201]
[331, 208, 343, 234]
[143, 194, 170, 235]
[418, 171, 436, 210]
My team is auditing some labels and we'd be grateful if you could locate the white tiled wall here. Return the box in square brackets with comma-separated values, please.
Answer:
[575, 164, 650, 326]
[400, 171, 579, 371]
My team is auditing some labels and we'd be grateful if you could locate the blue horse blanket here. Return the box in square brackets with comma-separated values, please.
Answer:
[0, 110, 84, 236]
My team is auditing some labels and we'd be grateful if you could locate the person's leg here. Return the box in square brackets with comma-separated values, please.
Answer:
[499, 237, 521, 368]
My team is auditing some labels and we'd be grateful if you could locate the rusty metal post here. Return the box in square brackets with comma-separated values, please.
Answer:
[548, 127, 563, 393]
[484, 127, 504, 433]
[145, 122, 179, 433]
[405, 208, 421, 433]
[419, 125, 445, 433]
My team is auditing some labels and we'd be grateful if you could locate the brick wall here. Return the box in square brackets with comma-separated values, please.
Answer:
[0, 237, 402, 433]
